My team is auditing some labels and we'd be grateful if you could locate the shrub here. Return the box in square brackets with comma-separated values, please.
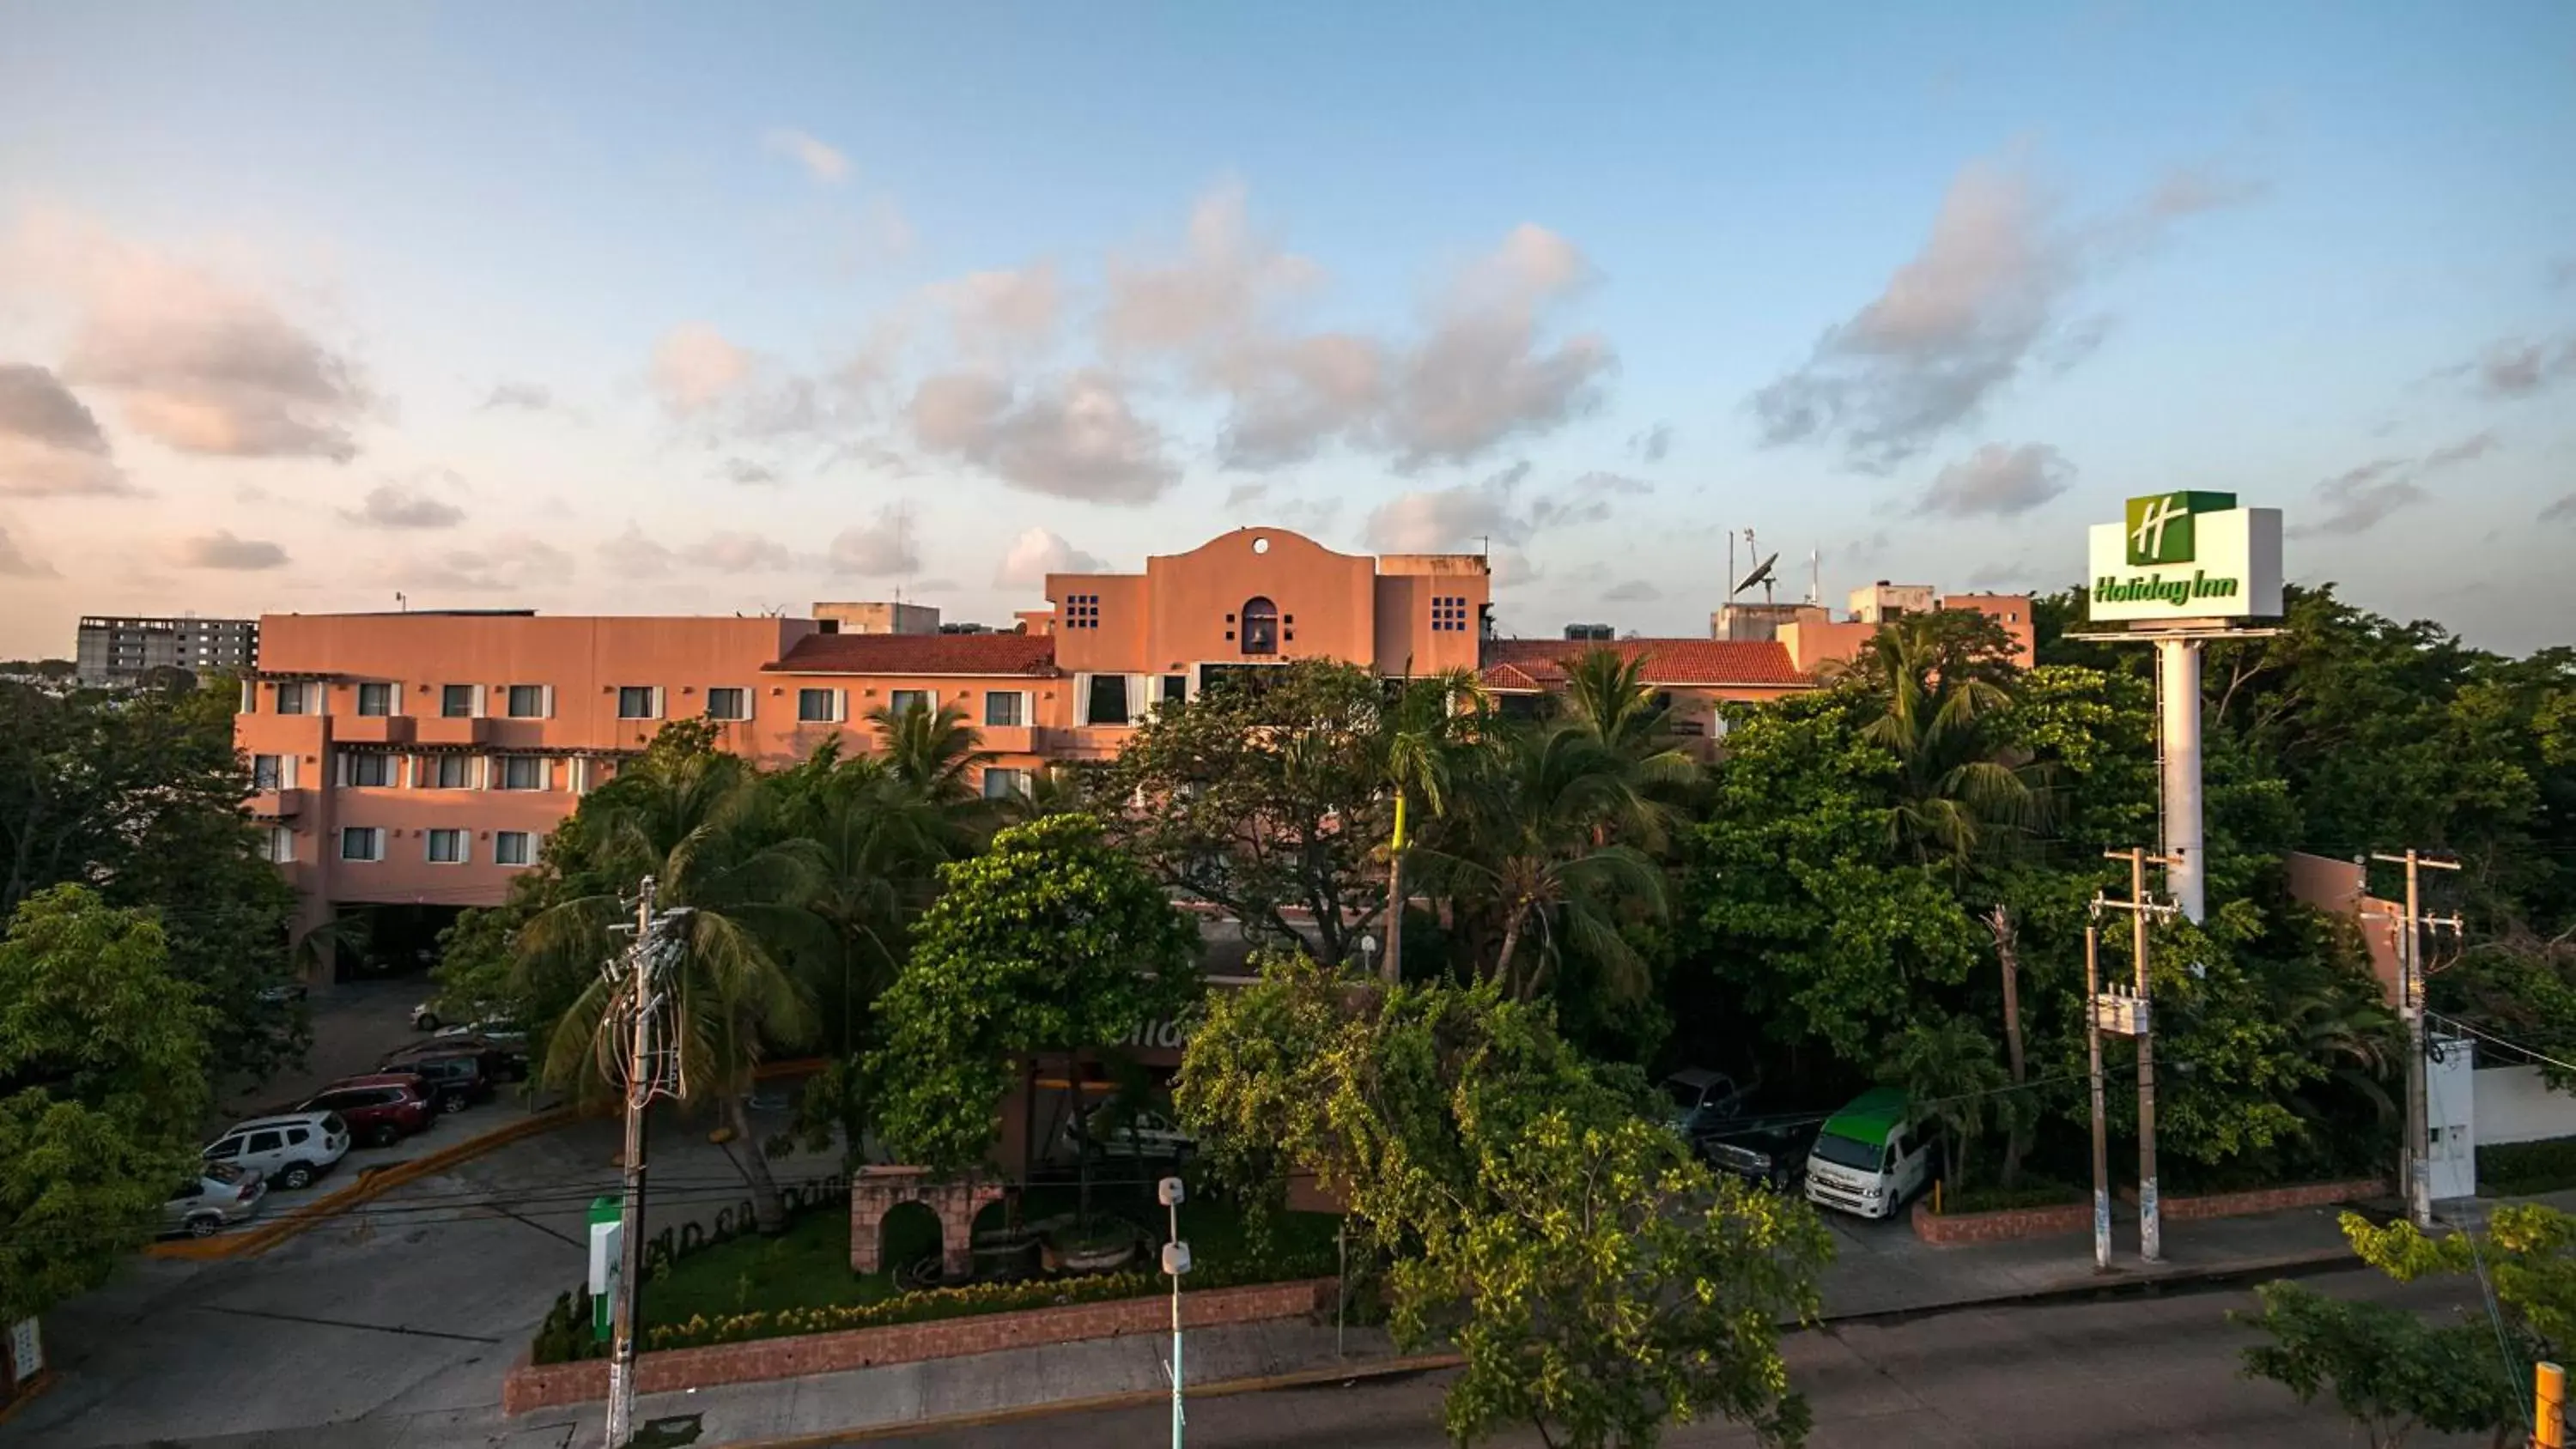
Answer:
[2478, 1137, 2576, 1197]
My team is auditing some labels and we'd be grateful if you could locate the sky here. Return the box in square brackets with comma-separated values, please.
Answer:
[2, 1, 2573, 658]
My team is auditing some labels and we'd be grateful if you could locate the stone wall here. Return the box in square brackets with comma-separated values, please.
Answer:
[1909, 1197, 2092, 1245]
[848, 1166, 1002, 1278]
[501, 1276, 1332, 1415]
[2123, 1177, 2387, 1222]
[1911, 1176, 2390, 1245]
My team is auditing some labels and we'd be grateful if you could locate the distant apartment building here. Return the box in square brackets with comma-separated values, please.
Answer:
[1711, 582, 2037, 670]
[76, 614, 259, 688]
[233, 526, 2026, 975]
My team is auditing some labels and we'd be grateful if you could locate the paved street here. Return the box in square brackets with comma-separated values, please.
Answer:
[854, 1268, 2499, 1449]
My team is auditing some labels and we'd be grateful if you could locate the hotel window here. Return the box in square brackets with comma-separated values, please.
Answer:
[1083, 675, 1131, 726]
[499, 756, 545, 791]
[345, 754, 394, 788]
[981, 767, 1030, 801]
[440, 684, 477, 718]
[428, 755, 470, 789]
[506, 684, 550, 718]
[357, 682, 394, 717]
[275, 682, 309, 715]
[889, 689, 933, 718]
[705, 687, 750, 721]
[262, 827, 295, 864]
[984, 691, 1024, 727]
[426, 828, 467, 864]
[339, 828, 384, 863]
[617, 686, 662, 720]
[1161, 675, 1188, 706]
[1064, 592, 1100, 630]
[252, 755, 284, 791]
[1240, 597, 1279, 656]
[1431, 595, 1471, 633]
[495, 831, 535, 867]
[798, 688, 843, 723]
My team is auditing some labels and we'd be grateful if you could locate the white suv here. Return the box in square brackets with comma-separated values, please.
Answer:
[204, 1111, 349, 1191]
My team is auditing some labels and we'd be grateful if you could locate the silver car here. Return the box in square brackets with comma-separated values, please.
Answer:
[164, 1163, 267, 1238]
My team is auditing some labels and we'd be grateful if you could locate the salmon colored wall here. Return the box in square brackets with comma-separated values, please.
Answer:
[1939, 593, 2038, 669]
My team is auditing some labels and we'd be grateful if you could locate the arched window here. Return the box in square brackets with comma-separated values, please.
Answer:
[1240, 596, 1279, 655]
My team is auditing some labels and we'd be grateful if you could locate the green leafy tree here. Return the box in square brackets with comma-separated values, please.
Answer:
[0, 674, 301, 1081]
[868, 812, 1198, 1176]
[1176, 961, 1830, 1449]
[1376, 668, 1493, 985]
[1555, 648, 1698, 794]
[526, 742, 827, 1234]
[0, 885, 212, 1320]
[1877, 1015, 2008, 1191]
[2239, 1203, 2576, 1446]
[1097, 659, 1400, 965]
[1831, 609, 2044, 867]
[865, 698, 992, 809]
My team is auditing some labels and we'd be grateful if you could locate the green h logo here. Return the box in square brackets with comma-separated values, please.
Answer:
[2123, 492, 2234, 567]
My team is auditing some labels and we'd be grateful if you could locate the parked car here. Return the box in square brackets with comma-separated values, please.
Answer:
[1699, 1113, 1823, 1193]
[164, 1163, 266, 1238]
[1803, 1088, 1938, 1220]
[435, 1017, 526, 1048]
[256, 982, 309, 1006]
[302, 1073, 436, 1147]
[203, 1110, 349, 1191]
[380, 1051, 495, 1113]
[1067, 1106, 1197, 1161]
[1663, 1068, 1754, 1141]
[384, 1034, 526, 1085]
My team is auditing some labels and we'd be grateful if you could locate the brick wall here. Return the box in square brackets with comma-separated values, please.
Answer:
[501, 1276, 1333, 1415]
[1911, 1176, 2391, 1246]
[1909, 1197, 2092, 1245]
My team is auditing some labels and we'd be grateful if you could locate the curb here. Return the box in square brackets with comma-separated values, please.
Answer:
[713, 1354, 1466, 1448]
[0, 1372, 58, 1432]
[704, 1249, 2366, 1446]
[148, 1106, 575, 1263]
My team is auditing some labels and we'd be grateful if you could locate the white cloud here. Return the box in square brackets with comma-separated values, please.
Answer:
[393, 535, 574, 593]
[1603, 579, 1659, 602]
[684, 530, 794, 573]
[1629, 421, 1673, 463]
[1368, 460, 1648, 551]
[993, 526, 1108, 587]
[2472, 337, 2576, 398]
[763, 127, 851, 186]
[827, 507, 919, 575]
[9, 210, 370, 462]
[2294, 458, 2428, 538]
[908, 369, 1176, 503]
[650, 324, 754, 415]
[597, 524, 677, 578]
[1752, 158, 2252, 468]
[343, 481, 465, 530]
[1915, 442, 2074, 518]
[480, 381, 553, 411]
[925, 264, 1061, 356]
[166, 529, 289, 570]
[1099, 180, 1322, 355]
[0, 522, 53, 577]
[0, 363, 131, 495]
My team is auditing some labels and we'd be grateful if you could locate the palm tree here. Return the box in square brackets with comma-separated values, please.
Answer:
[1416, 724, 1668, 1000]
[866, 699, 991, 807]
[769, 743, 960, 1057]
[1558, 647, 1698, 793]
[1833, 611, 2045, 866]
[1375, 669, 1491, 985]
[520, 748, 826, 1234]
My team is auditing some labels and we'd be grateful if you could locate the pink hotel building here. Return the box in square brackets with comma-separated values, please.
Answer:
[235, 526, 2029, 974]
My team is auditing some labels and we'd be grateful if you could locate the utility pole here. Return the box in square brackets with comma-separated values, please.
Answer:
[2099, 847, 2181, 1262]
[603, 879, 686, 1449]
[2086, 924, 2111, 1271]
[2374, 849, 2462, 1229]
[1159, 1176, 1191, 1449]
[1382, 791, 1405, 987]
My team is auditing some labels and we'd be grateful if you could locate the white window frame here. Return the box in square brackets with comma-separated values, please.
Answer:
[796, 688, 848, 724]
[425, 828, 469, 865]
[275, 682, 308, 715]
[338, 827, 384, 863]
[617, 686, 664, 721]
[264, 827, 295, 864]
[495, 830, 536, 868]
[499, 755, 546, 791]
[981, 767, 1030, 801]
[504, 683, 553, 719]
[887, 688, 937, 718]
[1074, 674, 1149, 727]
[704, 686, 754, 722]
[356, 681, 399, 718]
[424, 755, 469, 791]
[339, 752, 396, 789]
[983, 690, 1030, 729]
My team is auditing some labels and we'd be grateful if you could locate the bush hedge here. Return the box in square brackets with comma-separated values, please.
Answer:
[2478, 1137, 2576, 1197]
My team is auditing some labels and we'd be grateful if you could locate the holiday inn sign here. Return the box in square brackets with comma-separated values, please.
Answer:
[2086, 491, 2283, 623]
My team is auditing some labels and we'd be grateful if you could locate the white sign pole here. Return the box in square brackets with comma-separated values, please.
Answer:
[2157, 636, 2205, 922]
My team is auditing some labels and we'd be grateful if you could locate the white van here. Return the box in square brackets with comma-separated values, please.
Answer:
[1801, 1088, 1935, 1220]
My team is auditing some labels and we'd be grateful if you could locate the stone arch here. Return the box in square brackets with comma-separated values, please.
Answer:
[848, 1166, 1002, 1279]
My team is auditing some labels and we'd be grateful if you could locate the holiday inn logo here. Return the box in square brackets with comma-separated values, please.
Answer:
[2123, 491, 2236, 567]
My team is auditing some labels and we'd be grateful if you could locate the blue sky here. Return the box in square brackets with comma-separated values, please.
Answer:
[2, 1, 2571, 656]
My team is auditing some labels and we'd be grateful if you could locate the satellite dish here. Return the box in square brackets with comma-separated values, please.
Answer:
[1732, 552, 1779, 597]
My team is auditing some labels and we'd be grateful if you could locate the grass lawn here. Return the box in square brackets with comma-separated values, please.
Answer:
[638, 1179, 1340, 1333]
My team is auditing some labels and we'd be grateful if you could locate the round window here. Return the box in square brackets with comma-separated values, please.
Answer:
[1251, 537, 1270, 555]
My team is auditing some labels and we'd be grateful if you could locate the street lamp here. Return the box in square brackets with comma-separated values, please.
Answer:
[1159, 1175, 1190, 1449]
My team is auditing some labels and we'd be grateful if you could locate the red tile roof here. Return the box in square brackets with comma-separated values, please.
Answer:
[1478, 638, 1809, 688]
[768, 632, 1058, 676]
